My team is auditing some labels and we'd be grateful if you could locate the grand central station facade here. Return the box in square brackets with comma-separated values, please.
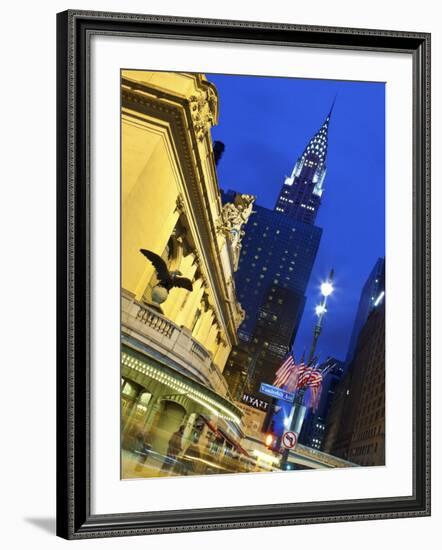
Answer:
[120, 70, 258, 476]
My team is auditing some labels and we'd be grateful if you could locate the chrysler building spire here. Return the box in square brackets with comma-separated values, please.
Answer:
[274, 103, 334, 224]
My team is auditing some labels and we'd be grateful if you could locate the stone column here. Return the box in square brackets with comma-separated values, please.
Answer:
[213, 339, 231, 373]
[177, 275, 205, 328]
[205, 322, 220, 355]
[166, 254, 197, 320]
[195, 308, 215, 344]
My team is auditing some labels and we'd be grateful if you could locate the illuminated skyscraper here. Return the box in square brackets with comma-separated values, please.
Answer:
[224, 106, 334, 395]
[274, 104, 333, 224]
[230, 202, 322, 344]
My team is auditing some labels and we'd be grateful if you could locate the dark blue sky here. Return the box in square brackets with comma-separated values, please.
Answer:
[208, 73, 385, 362]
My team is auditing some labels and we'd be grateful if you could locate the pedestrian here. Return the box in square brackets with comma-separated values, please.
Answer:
[134, 430, 152, 473]
[183, 441, 201, 475]
[161, 425, 185, 473]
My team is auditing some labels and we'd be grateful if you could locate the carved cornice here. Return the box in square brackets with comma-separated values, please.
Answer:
[189, 87, 218, 141]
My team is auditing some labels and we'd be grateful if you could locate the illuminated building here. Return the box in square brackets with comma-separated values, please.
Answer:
[224, 107, 333, 394]
[120, 71, 253, 467]
[274, 104, 333, 224]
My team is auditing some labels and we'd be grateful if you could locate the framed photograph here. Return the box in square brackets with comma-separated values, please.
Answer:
[56, 10, 430, 539]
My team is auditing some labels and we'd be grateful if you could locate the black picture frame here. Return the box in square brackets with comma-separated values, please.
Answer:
[56, 9, 431, 539]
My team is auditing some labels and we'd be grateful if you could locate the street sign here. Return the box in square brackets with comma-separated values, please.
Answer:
[259, 383, 295, 403]
[282, 431, 298, 449]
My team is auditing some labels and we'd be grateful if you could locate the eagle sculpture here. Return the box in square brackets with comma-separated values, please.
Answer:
[140, 249, 193, 295]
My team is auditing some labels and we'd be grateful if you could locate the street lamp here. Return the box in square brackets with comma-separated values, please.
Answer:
[320, 280, 334, 297]
[280, 269, 335, 469]
[308, 269, 334, 363]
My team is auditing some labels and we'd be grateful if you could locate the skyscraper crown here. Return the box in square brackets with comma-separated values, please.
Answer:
[299, 110, 331, 166]
[274, 101, 334, 225]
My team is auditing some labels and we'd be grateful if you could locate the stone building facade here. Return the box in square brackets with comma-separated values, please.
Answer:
[120, 71, 253, 470]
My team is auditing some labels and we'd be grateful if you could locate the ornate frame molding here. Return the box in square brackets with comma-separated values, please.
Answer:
[57, 9, 430, 539]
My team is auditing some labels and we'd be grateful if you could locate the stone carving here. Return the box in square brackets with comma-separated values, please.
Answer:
[140, 249, 193, 310]
[219, 193, 256, 270]
[175, 194, 186, 214]
[150, 285, 169, 306]
[221, 194, 256, 233]
[237, 304, 246, 326]
[189, 88, 217, 141]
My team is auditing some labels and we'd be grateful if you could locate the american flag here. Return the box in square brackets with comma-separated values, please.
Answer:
[285, 361, 305, 392]
[274, 358, 335, 408]
[303, 362, 336, 410]
[296, 362, 317, 388]
[306, 369, 323, 388]
[273, 354, 296, 388]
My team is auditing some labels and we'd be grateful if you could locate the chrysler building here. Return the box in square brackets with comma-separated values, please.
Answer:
[274, 103, 334, 224]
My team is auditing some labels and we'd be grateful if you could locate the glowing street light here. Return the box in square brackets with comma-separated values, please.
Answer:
[315, 304, 327, 316]
[308, 268, 334, 363]
[320, 280, 334, 297]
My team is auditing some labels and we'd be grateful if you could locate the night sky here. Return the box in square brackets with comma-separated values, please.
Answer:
[208, 73, 385, 363]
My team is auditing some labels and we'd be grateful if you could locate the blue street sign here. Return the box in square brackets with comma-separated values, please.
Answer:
[259, 383, 295, 403]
